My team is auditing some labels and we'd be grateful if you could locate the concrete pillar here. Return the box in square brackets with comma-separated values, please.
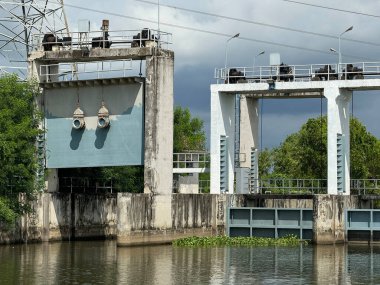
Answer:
[239, 96, 259, 193]
[27, 51, 44, 82]
[239, 96, 259, 168]
[45, 169, 59, 192]
[313, 195, 359, 244]
[144, 49, 174, 195]
[210, 87, 235, 194]
[325, 87, 352, 195]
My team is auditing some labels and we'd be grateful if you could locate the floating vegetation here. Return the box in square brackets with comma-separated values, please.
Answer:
[172, 235, 307, 247]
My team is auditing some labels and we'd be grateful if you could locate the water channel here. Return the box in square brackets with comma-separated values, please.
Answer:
[1, 241, 380, 284]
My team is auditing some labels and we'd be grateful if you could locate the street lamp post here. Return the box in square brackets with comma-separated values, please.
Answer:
[338, 26, 353, 65]
[253, 50, 265, 79]
[224, 33, 240, 70]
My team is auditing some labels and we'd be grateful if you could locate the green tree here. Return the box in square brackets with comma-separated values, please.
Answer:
[261, 116, 380, 179]
[0, 75, 40, 224]
[174, 106, 206, 152]
[99, 166, 144, 193]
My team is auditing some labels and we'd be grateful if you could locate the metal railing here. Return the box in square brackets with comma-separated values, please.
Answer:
[173, 152, 210, 170]
[250, 178, 328, 195]
[248, 178, 380, 195]
[350, 179, 380, 195]
[39, 59, 133, 82]
[59, 177, 118, 194]
[215, 62, 380, 84]
[31, 29, 172, 51]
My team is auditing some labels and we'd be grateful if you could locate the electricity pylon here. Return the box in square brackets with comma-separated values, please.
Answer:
[0, 0, 69, 78]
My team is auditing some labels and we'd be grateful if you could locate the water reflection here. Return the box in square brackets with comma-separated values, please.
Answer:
[1, 241, 380, 284]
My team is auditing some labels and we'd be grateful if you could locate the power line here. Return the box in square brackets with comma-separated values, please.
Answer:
[135, 0, 380, 48]
[63, 3, 374, 61]
[281, 0, 380, 19]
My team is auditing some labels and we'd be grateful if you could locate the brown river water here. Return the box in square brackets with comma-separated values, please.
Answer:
[1, 241, 380, 284]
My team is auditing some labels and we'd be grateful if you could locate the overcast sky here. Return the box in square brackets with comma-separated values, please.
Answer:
[51, 1, 380, 148]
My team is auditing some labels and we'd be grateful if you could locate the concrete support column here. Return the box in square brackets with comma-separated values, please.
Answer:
[210, 88, 235, 194]
[45, 169, 59, 192]
[325, 87, 352, 195]
[313, 194, 359, 244]
[144, 49, 174, 195]
[239, 96, 259, 193]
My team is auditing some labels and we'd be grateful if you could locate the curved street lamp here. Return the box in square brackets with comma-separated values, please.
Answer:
[224, 33, 240, 69]
[338, 26, 353, 64]
[253, 50, 265, 78]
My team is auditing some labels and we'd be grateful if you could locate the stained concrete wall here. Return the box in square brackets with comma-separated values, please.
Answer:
[117, 193, 247, 246]
[313, 195, 360, 244]
[0, 193, 372, 245]
[0, 193, 117, 244]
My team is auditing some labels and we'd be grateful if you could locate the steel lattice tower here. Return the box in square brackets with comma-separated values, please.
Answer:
[0, 0, 69, 77]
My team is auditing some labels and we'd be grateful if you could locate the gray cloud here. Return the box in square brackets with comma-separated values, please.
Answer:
[64, 0, 380, 148]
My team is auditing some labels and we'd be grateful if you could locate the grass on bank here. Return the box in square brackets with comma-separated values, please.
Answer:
[172, 235, 307, 247]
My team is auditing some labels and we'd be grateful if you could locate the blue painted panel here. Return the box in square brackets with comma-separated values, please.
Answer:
[278, 210, 300, 226]
[44, 83, 144, 168]
[230, 227, 250, 237]
[278, 228, 300, 238]
[251, 209, 275, 226]
[373, 212, 380, 228]
[302, 210, 313, 228]
[252, 228, 275, 238]
[348, 211, 370, 229]
[230, 209, 250, 225]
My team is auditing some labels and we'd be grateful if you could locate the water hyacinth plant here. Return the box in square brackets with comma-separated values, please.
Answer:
[172, 235, 307, 247]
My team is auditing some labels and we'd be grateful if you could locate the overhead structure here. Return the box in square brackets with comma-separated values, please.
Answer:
[211, 62, 380, 195]
[0, 0, 68, 77]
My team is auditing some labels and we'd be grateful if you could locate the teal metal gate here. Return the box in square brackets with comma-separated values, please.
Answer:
[227, 208, 313, 240]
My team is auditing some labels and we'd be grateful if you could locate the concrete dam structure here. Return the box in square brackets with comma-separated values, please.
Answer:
[2, 23, 378, 246]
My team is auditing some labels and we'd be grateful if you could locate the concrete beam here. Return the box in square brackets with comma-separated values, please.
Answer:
[29, 47, 174, 63]
[211, 79, 380, 96]
[40, 77, 142, 89]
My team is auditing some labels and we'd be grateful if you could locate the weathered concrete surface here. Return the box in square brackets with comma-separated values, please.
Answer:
[0, 220, 22, 244]
[263, 198, 313, 208]
[243, 195, 313, 208]
[177, 175, 199, 194]
[313, 195, 360, 244]
[0, 193, 117, 244]
[74, 194, 117, 239]
[144, 48, 174, 195]
[29, 47, 165, 63]
[1, 193, 373, 246]
[117, 193, 246, 246]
